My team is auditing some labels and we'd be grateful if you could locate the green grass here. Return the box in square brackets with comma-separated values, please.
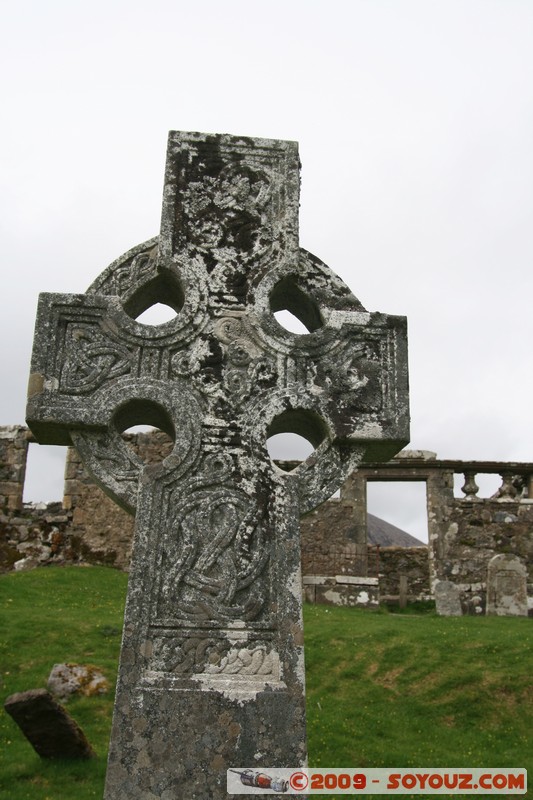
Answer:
[0, 567, 128, 799]
[1, 568, 532, 799]
[305, 605, 532, 797]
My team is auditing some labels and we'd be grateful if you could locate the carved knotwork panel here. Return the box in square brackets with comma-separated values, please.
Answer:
[146, 633, 280, 681]
[154, 484, 271, 627]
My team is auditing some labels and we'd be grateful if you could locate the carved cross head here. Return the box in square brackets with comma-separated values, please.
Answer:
[27, 131, 409, 519]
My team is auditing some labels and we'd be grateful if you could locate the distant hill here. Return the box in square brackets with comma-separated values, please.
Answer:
[367, 513, 426, 547]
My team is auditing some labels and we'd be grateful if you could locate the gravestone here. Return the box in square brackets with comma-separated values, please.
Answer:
[486, 554, 527, 616]
[4, 689, 95, 759]
[26, 132, 409, 798]
[434, 580, 462, 616]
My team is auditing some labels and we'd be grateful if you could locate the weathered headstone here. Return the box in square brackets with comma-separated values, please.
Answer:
[26, 132, 409, 798]
[4, 689, 95, 759]
[434, 580, 462, 616]
[486, 554, 527, 616]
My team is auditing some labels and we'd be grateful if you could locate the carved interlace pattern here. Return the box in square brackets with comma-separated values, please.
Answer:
[156, 487, 269, 624]
[180, 163, 270, 255]
[150, 636, 278, 678]
[61, 327, 132, 394]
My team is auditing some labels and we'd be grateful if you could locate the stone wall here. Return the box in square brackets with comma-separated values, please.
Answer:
[3, 425, 533, 614]
[62, 431, 175, 569]
[301, 497, 368, 577]
[300, 501, 431, 602]
[431, 491, 533, 614]
[0, 426, 29, 511]
[63, 445, 134, 570]
[375, 546, 431, 601]
[0, 502, 76, 572]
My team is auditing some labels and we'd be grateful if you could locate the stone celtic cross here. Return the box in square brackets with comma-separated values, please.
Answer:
[27, 132, 409, 799]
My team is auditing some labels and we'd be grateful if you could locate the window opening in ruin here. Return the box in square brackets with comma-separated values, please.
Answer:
[366, 481, 428, 545]
[453, 472, 503, 500]
[23, 443, 66, 504]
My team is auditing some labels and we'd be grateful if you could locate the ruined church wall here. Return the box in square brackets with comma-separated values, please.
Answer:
[62, 430, 173, 571]
[3, 425, 533, 614]
[0, 502, 76, 572]
[64, 445, 134, 570]
[301, 497, 368, 577]
[300, 497, 431, 601]
[375, 546, 431, 601]
[430, 493, 533, 613]
[0, 426, 29, 511]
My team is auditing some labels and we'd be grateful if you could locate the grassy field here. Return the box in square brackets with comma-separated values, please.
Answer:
[0, 567, 127, 799]
[1, 566, 532, 799]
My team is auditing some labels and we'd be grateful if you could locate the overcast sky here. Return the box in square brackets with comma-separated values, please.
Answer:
[2, 0, 533, 541]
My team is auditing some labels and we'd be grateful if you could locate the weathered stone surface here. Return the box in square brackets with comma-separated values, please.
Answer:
[0, 499, 75, 574]
[370, 547, 431, 603]
[47, 663, 109, 701]
[4, 689, 95, 759]
[303, 575, 379, 607]
[26, 132, 409, 798]
[486, 553, 528, 616]
[63, 432, 168, 569]
[396, 449, 436, 460]
[434, 580, 462, 616]
[0, 426, 29, 511]
[14, 556, 40, 571]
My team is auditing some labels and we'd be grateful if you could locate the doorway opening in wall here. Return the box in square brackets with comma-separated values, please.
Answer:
[23, 444, 67, 504]
[366, 481, 428, 546]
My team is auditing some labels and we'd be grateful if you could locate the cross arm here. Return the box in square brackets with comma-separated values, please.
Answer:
[26, 292, 135, 445]
[322, 310, 409, 460]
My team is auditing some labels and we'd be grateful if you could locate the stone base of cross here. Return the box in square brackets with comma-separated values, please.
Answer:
[27, 132, 409, 798]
